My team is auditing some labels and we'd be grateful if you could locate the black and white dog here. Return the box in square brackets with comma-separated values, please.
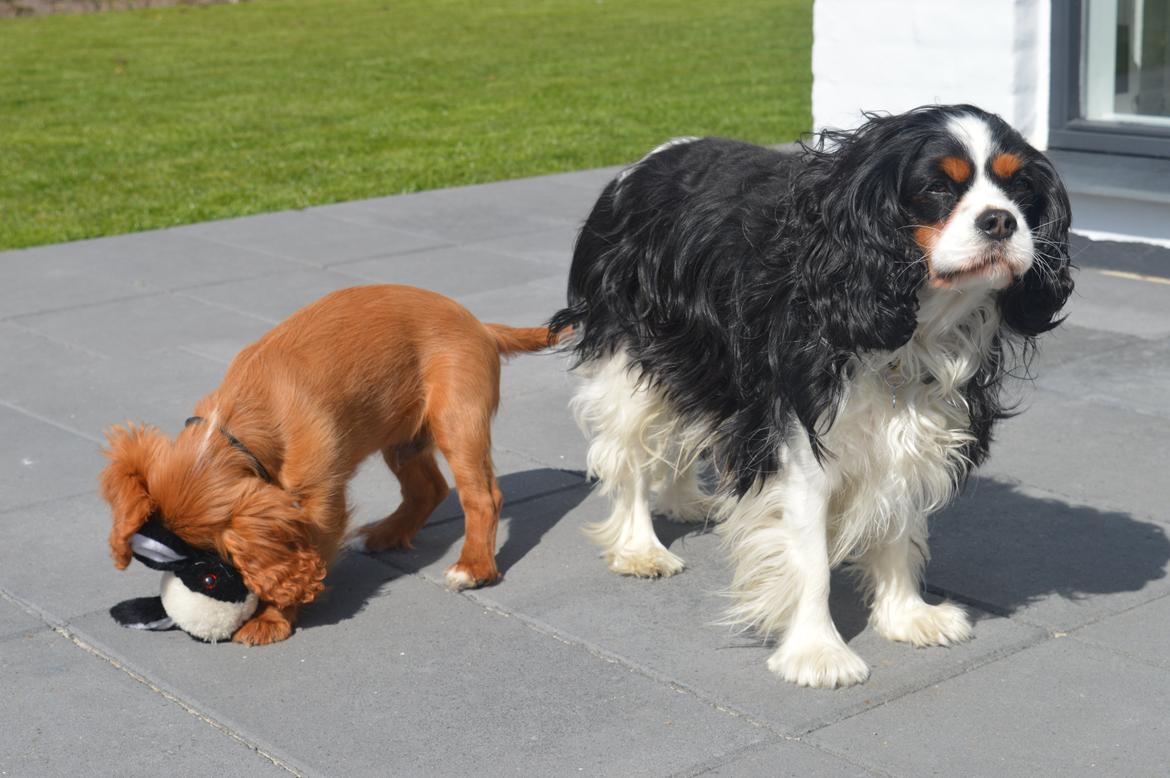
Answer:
[550, 105, 1073, 688]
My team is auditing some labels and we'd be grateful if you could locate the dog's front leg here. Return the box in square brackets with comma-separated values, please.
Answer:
[723, 445, 869, 689]
[233, 603, 297, 646]
[860, 521, 971, 647]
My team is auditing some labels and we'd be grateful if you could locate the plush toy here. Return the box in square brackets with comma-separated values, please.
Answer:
[109, 516, 258, 642]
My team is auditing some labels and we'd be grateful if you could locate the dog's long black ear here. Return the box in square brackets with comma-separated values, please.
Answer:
[110, 596, 176, 631]
[795, 112, 932, 354]
[999, 152, 1074, 337]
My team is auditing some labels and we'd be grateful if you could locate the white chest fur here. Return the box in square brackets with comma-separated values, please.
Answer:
[817, 293, 1000, 564]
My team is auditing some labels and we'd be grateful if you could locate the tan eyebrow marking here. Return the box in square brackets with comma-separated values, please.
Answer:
[939, 156, 971, 183]
[991, 152, 1022, 179]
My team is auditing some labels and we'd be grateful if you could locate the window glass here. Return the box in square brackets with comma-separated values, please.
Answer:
[1083, 0, 1170, 126]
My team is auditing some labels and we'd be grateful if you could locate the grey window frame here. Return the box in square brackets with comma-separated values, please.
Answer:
[1050, 0, 1170, 158]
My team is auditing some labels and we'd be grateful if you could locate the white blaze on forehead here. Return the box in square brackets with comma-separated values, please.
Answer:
[947, 114, 995, 171]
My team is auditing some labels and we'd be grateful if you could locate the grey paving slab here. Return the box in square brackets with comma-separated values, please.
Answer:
[0, 492, 167, 622]
[69, 570, 770, 778]
[333, 243, 559, 299]
[0, 244, 153, 320]
[805, 638, 1170, 778]
[461, 226, 578, 270]
[536, 165, 624, 192]
[309, 176, 593, 245]
[177, 209, 447, 267]
[492, 381, 586, 472]
[373, 486, 1044, 737]
[978, 388, 1170, 522]
[0, 323, 226, 440]
[0, 595, 45, 639]
[1063, 267, 1170, 338]
[0, 229, 306, 321]
[176, 268, 371, 324]
[1027, 321, 1142, 373]
[1072, 593, 1170, 671]
[687, 739, 878, 777]
[929, 478, 1170, 631]
[12, 292, 271, 359]
[0, 630, 289, 778]
[1038, 335, 1170, 420]
[0, 405, 98, 513]
[453, 274, 566, 328]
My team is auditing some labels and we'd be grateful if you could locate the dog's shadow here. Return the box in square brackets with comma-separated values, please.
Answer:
[298, 468, 589, 631]
[301, 472, 1170, 645]
[830, 476, 1170, 641]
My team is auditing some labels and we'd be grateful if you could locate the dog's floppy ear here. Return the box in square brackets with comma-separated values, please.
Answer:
[796, 112, 930, 354]
[220, 485, 326, 610]
[1000, 152, 1074, 337]
[100, 424, 168, 569]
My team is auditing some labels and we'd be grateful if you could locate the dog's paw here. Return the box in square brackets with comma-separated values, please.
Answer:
[352, 521, 415, 553]
[445, 561, 500, 591]
[767, 640, 870, 689]
[872, 600, 972, 647]
[606, 545, 685, 578]
[232, 612, 293, 646]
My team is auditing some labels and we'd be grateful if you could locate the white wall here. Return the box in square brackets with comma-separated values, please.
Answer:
[812, 0, 1051, 146]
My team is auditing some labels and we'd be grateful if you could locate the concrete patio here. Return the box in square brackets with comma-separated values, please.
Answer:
[2, 165, 1169, 777]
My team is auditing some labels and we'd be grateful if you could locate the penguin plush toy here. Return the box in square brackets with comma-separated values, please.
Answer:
[109, 516, 258, 642]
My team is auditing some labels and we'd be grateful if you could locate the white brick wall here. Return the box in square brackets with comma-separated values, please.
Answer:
[812, 0, 1051, 146]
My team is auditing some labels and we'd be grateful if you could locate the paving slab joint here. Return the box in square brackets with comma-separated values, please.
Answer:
[45, 621, 310, 777]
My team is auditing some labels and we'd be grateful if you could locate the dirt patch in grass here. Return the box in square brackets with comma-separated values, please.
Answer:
[0, 0, 238, 18]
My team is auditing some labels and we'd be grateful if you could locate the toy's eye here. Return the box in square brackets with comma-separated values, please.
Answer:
[202, 573, 218, 591]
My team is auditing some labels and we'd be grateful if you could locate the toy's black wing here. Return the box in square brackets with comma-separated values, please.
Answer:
[109, 596, 176, 631]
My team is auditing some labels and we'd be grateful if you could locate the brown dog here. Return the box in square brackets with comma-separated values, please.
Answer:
[100, 284, 553, 645]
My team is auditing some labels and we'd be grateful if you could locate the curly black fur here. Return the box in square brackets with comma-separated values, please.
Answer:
[550, 105, 1073, 496]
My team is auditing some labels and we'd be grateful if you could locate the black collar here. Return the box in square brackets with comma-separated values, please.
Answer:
[185, 416, 277, 486]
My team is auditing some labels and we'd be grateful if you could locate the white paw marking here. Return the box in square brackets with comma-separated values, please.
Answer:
[444, 566, 474, 591]
[767, 640, 870, 689]
[606, 545, 685, 578]
[872, 600, 973, 647]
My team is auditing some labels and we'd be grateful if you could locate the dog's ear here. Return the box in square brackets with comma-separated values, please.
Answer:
[100, 424, 168, 569]
[1000, 152, 1074, 337]
[220, 485, 326, 610]
[796, 113, 931, 353]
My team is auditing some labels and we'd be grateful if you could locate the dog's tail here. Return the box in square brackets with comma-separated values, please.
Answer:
[485, 323, 567, 355]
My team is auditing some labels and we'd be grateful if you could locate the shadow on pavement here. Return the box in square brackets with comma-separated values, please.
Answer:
[928, 476, 1170, 617]
[300, 469, 588, 631]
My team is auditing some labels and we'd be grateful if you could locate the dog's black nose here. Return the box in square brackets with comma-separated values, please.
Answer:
[976, 208, 1017, 241]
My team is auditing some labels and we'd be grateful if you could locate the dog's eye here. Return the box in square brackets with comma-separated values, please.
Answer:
[202, 573, 218, 591]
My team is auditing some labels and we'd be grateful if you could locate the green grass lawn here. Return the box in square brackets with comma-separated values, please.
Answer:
[0, 0, 811, 250]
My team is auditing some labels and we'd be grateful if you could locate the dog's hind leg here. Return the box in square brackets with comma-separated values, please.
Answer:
[354, 444, 449, 552]
[573, 352, 684, 577]
[652, 450, 727, 525]
[423, 359, 505, 590]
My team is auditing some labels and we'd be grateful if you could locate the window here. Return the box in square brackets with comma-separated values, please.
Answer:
[1052, 0, 1170, 157]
